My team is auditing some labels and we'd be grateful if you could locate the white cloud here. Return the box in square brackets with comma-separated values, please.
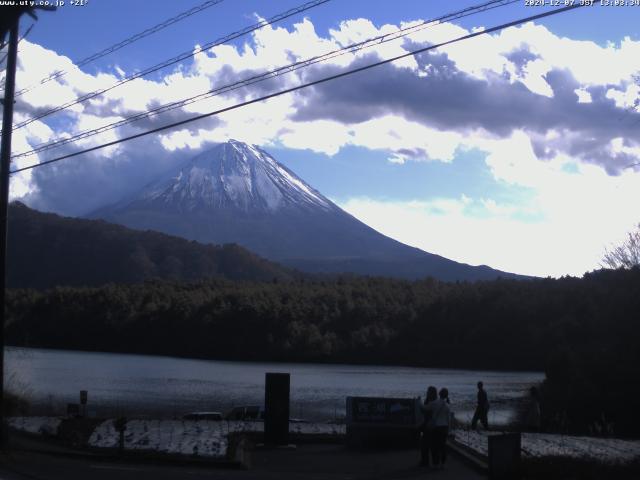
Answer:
[278, 120, 351, 155]
[495, 26, 640, 87]
[606, 83, 640, 110]
[349, 116, 465, 162]
[13, 14, 640, 173]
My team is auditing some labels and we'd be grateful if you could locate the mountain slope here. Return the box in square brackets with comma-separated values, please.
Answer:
[91, 140, 523, 281]
[7, 202, 295, 289]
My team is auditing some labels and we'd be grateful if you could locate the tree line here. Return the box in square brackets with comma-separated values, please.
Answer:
[6, 267, 640, 435]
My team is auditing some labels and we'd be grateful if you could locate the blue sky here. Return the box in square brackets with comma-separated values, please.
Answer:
[3, 0, 640, 277]
[24, 0, 640, 56]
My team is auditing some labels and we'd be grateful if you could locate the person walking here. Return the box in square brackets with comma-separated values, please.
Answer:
[424, 387, 451, 469]
[419, 386, 438, 467]
[472, 381, 490, 430]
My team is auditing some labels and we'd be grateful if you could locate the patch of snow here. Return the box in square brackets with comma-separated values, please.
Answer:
[253, 166, 283, 211]
[7, 416, 62, 436]
[244, 143, 262, 158]
[222, 174, 252, 208]
[274, 163, 330, 209]
[88, 419, 347, 459]
[188, 167, 207, 186]
[89, 419, 228, 458]
[89, 419, 118, 448]
[454, 429, 640, 465]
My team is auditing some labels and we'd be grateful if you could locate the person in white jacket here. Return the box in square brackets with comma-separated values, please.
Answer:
[423, 388, 451, 469]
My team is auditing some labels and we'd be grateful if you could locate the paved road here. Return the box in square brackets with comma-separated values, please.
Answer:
[0, 445, 486, 480]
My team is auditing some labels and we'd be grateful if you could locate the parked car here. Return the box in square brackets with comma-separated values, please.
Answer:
[182, 411, 223, 421]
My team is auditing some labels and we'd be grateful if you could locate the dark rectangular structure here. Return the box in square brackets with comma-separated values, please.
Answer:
[345, 396, 421, 448]
[349, 397, 416, 425]
[264, 372, 290, 445]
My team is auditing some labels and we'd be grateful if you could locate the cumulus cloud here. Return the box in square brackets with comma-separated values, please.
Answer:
[12, 16, 640, 194]
[294, 49, 639, 173]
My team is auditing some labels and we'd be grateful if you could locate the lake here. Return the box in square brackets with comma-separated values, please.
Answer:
[5, 347, 543, 424]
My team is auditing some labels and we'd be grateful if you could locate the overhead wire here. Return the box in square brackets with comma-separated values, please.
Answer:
[0, 23, 35, 77]
[11, 0, 227, 98]
[8, 0, 331, 132]
[12, 0, 519, 160]
[10, 3, 586, 175]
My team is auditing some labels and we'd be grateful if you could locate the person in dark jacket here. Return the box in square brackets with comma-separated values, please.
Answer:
[471, 381, 489, 430]
[419, 386, 438, 466]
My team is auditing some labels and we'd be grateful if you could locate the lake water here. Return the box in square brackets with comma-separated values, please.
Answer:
[5, 347, 544, 424]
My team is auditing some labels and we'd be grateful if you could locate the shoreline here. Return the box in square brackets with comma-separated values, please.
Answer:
[5, 344, 547, 374]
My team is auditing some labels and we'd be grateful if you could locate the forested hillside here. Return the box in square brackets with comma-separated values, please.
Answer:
[7, 202, 295, 288]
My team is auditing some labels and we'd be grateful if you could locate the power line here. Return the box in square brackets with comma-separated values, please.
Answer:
[10, 4, 585, 175]
[8, 0, 331, 132]
[12, 0, 519, 160]
[11, 0, 227, 98]
[0, 23, 34, 73]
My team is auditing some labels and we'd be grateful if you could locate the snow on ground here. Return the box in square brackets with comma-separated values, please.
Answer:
[7, 416, 62, 436]
[7, 415, 346, 460]
[88, 419, 346, 459]
[454, 429, 640, 465]
[12, 416, 638, 465]
[89, 419, 228, 458]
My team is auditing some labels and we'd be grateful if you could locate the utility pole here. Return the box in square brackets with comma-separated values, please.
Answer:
[0, 5, 55, 449]
[0, 15, 20, 449]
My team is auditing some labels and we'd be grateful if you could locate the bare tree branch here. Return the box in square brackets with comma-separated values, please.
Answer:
[601, 223, 640, 269]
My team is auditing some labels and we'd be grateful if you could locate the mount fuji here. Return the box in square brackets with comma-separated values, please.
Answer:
[90, 140, 521, 281]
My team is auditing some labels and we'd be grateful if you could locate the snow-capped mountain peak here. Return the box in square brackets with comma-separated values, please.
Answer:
[143, 140, 332, 213]
[90, 139, 521, 280]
